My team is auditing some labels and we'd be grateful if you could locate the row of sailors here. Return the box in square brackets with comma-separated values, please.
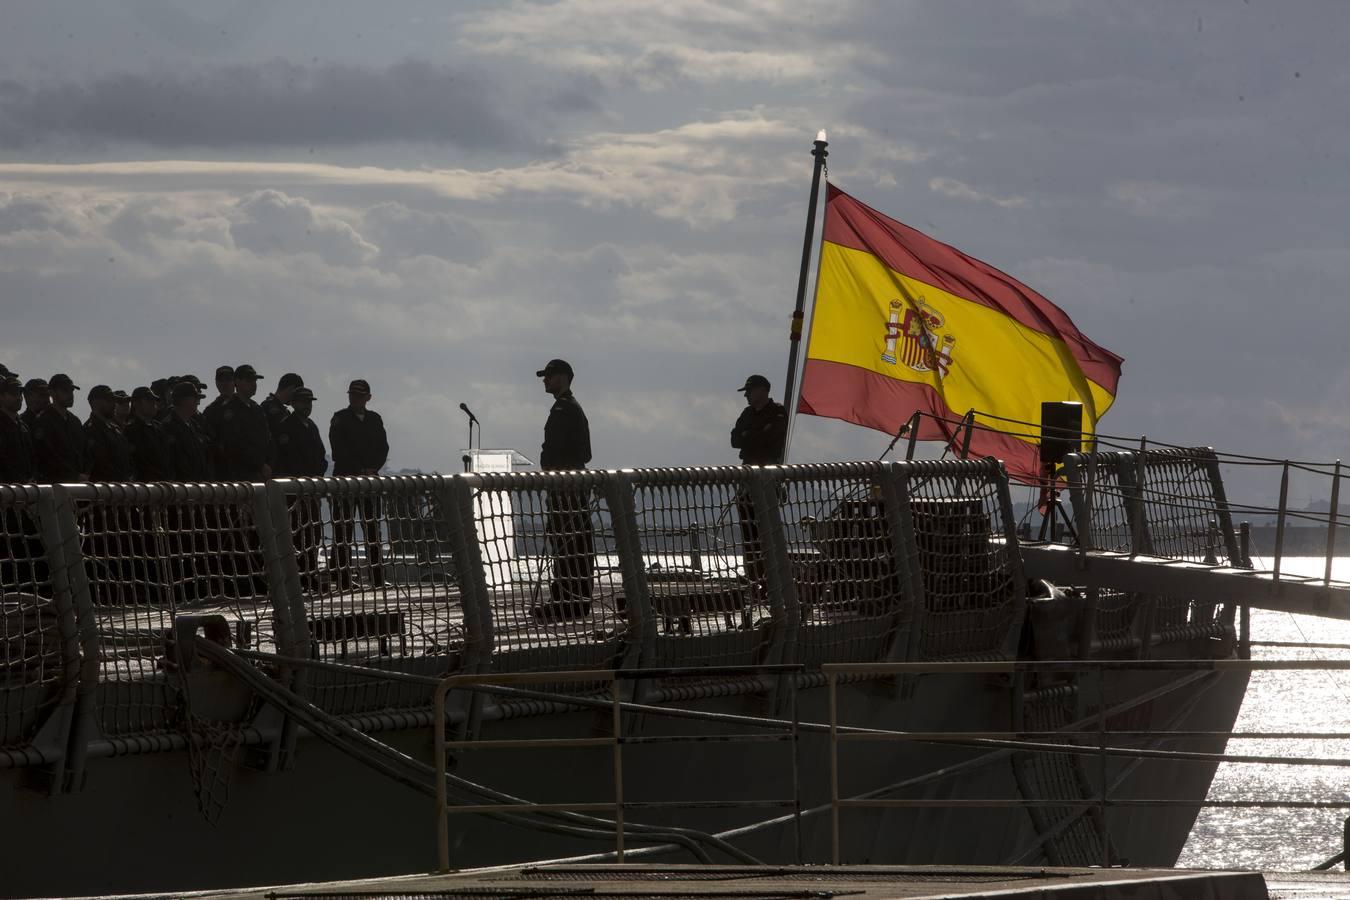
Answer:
[0, 364, 389, 485]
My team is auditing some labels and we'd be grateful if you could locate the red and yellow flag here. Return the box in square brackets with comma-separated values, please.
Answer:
[797, 185, 1123, 482]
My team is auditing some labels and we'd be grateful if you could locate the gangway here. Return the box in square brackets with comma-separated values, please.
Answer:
[1021, 444, 1350, 622]
[1020, 543, 1350, 621]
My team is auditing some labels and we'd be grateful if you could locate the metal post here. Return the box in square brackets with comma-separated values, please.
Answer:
[1239, 521, 1252, 659]
[688, 521, 703, 573]
[1130, 437, 1148, 558]
[435, 685, 450, 873]
[904, 411, 922, 462]
[828, 670, 841, 865]
[1098, 667, 1109, 868]
[1325, 461, 1341, 587]
[790, 676, 803, 864]
[780, 132, 830, 453]
[1274, 461, 1290, 587]
[957, 409, 975, 460]
[612, 678, 625, 863]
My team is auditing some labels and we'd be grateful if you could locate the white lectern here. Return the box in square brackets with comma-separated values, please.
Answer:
[463, 449, 534, 587]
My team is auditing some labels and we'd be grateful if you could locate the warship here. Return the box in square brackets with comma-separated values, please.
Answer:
[0, 444, 1260, 897]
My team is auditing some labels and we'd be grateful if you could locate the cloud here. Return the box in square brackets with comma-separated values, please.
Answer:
[459, 0, 874, 87]
[0, 110, 909, 228]
[230, 190, 378, 266]
[0, 59, 549, 153]
[928, 176, 1028, 209]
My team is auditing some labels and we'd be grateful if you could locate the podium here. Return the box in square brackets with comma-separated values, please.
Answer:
[462, 449, 533, 588]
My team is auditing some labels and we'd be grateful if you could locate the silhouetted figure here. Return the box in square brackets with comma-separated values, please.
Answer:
[329, 379, 388, 590]
[536, 358, 593, 619]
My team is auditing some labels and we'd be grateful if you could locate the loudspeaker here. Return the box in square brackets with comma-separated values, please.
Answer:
[1040, 401, 1083, 465]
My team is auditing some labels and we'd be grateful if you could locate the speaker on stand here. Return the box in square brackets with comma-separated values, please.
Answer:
[1038, 401, 1082, 543]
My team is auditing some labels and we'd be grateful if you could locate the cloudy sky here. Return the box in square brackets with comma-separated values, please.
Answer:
[1, 1, 1346, 504]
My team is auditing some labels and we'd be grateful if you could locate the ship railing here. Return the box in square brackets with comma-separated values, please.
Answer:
[823, 658, 1350, 871]
[0, 459, 1026, 780]
[430, 663, 805, 873]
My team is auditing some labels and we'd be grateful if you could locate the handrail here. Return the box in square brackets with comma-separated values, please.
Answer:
[823, 658, 1350, 869]
[431, 664, 804, 873]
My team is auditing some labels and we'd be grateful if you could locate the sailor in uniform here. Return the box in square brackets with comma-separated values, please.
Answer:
[276, 386, 327, 586]
[329, 379, 388, 589]
[730, 374, 788, 598]
[536, 358, 594, 619]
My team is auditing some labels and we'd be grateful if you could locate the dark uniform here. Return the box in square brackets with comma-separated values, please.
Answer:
[162, 412, 215, 481]
[1, 383, 43, 589]
[277, 389, 327, 585]
[0, 410, 34, 482]
[216, 395, 274, 481]
[32, 405, 90, 483]
[261, 394, 289, 438]
[125, 416, 172, 481]
[276, 412, 328, 477]
[85, 414, 133, 481]
[536, 360, 593, 615]
[730, 376, 789, 597]
[730, 401, 788, 465]
[329, 385, 389, 588]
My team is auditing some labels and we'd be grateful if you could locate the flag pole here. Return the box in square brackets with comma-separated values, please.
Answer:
[779, 130, 829, 462]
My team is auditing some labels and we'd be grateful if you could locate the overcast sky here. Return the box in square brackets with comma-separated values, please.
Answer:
[1, 1, 1347, 505]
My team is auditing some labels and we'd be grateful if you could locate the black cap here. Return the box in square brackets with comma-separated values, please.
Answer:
[347, 379, 371, 395]
[292, 386, 316, 402]
[0, 376, 21, 394]
[171, 381, 205, 402]
[49, 373, 79, 391]
[536, 359, 574, 378]
[88, 384, 115, 401]
[131, 386, 157, 402]
[234, 364, 261, 380]
[0, 364, 11, 378]
[23, 377, 49, 393]
[738, 374, 770, 393]
[278, 372, 304, 391]
[112, 390, 130, 403]
[215, 365, 235, 379]
[181, 374, 206, 389]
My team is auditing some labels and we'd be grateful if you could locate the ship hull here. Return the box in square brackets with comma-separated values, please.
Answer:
[0, 665, 1247, 898]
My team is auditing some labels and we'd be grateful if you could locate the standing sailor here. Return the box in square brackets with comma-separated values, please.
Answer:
[125, 386, 172, 481]
[329, 379, 388, 589]
[0, 377, 34, 483]
[33, 373, 90, 483]
[262, 372, 304, 439]
[730, 374, 788, 465]
[729, 374, 787, 598]
[85, 385, 133, 481]
[536, 358, 593, 618]
[19, 378, 49, 432]
[219, 363, 274, 480]
[112, 390, 132, 431]
[276, 386, 327, 587]
[162, 381, 214, 481]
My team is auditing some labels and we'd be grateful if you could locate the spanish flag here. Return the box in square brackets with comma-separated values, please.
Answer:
[797, 186, 1123, 482]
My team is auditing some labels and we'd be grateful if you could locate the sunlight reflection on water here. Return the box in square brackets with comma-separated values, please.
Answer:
[1175, 557, 1350, 871]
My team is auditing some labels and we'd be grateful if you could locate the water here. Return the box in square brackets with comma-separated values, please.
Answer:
[1176, 557, 1350, 871]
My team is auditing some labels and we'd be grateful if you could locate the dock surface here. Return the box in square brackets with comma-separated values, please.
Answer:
[100, 863, 1286, 900]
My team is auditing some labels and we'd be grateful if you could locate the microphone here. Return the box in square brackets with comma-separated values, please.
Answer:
[458, 402, 479, 424]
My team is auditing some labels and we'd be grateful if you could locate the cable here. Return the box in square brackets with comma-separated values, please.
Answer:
[196, 640, 757, 864]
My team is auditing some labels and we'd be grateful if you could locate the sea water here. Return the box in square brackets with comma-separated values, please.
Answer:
[1176, 556, 1350, 871]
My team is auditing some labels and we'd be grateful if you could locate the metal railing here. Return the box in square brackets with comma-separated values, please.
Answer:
[431, 664, 804, 872]
[0, 460, 1026, 779]
[824, 658, 1350, 868]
